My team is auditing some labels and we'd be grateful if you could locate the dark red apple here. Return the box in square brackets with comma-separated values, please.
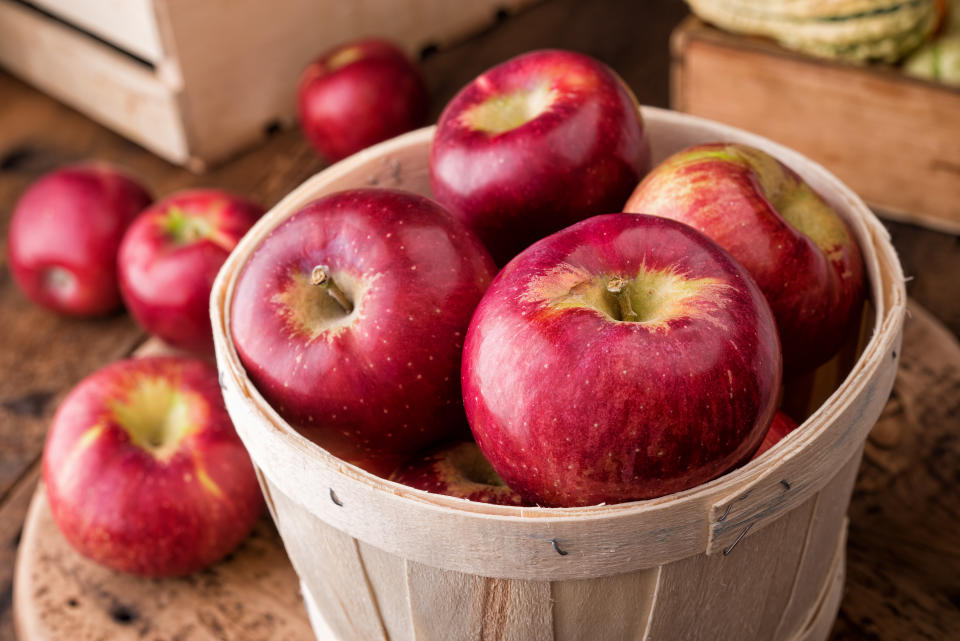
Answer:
[462, 214, 782, 507]
[118, 189, 263, 354]
[230, 188, 496, 469]
[297, 39, 429, 162]
[7, 164, 152, 316]
[430, 49, 650, 265]
[625, 143, 865, 373]
[751, 411, 799, 460]
[42, 356, 264, 577]
[390, 441, 529, 506]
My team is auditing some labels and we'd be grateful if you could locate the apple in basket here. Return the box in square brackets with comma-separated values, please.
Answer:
[230, 188, 496, 474]
[625, 143, 864, 373]
[390, 441, 529, 506]
[462, 214, 782, 507]
[43, 356, 264, 576]
[751, 411, 799, 461]
[430, 49, 651, 265]
[298, 38, 429, 163]
[118, 189, 264, 355]
[8, 164, 152, 316]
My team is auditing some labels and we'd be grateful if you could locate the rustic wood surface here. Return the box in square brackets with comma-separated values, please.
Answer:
[0, 1, 957, 639]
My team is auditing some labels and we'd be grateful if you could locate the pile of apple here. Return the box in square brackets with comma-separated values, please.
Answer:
[9, 170, 272, 575]
[231, 49, 865, 508]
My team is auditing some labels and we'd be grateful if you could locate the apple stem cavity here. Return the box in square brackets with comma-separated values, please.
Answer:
[311, 265, 353, 314]
[606, 276, 639, 322]
[163, 205, 218, 246]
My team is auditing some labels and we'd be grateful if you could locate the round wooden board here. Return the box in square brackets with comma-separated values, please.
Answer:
[13, 487, 316, 641]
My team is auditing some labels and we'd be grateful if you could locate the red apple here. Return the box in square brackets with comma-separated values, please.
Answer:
[390, 441, 529, 506]
[462, 214, 782, 507]
[297, 39, 429, 162]
[8, 164, 152, 316]
[42, 356, 264, 577]
[751, 411, 799, 460]
[118, 189, 264, 354]
[430, 49, 651, 265]
[624, 143, 865, 373]
[230, 188, 496, 469]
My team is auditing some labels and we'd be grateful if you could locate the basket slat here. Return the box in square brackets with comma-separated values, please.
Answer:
[406, 564, 553, 641]
[269, 483, 390, 641]
[750, 500, 819, 641]
[644, 487, 815, 641]
[355, 542, 413, 641]
[775, 449, 863, 640]
[551, 568, 660, 640]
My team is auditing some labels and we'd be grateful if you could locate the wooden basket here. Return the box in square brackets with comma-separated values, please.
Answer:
[0, 0, 534, 171]
[210, 107, 906, 641]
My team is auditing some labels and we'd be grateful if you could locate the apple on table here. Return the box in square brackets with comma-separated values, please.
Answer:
[462, 213, 782, 507]
[298, 39, 429, 163]
[118, 189, 264, 355]
[230, 188, 496, 476]
[43, 356, 264, 577]
[8, 164, 152, 316]
[430, 49, 651, 265]
[625, 143, 865, 373]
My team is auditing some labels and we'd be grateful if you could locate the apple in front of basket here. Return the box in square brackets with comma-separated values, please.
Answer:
[43, 356, 264, 576]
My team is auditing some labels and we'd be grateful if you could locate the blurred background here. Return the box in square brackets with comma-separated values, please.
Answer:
[0, 1, 957, 640]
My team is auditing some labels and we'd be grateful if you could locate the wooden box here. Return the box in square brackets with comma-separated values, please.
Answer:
[210, 108, 906, 641]
[0, 0, 534, 171]
[671, 16, 960, 234]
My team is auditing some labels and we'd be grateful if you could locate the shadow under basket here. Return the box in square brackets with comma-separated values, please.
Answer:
[211, 107, 906, 641]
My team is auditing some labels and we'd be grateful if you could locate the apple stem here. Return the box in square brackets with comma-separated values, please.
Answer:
[311, 265, 353, 313]
[606, 276, 638, 322]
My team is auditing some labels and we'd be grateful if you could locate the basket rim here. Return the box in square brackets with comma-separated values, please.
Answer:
[211, 106, 906, 577]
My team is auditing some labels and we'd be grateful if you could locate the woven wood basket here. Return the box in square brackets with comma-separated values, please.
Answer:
[210, 107, 906, 641]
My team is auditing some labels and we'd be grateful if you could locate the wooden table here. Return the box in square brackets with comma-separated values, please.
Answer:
[1, 2, 958, 639]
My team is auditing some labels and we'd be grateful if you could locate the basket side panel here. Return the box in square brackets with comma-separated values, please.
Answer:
[641, 492, 817, 641]
[775, 448, 863, 640]
[356, 541, 415, 641]
[267, 480, 389, 641]
[405, 562, 553, 641]
[550, 568, 660, 641]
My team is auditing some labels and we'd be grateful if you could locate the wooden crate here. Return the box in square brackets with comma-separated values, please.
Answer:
[0, 0, 535, 171]
[210, 108, 906, 641]
[671, 16, 960, 234]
